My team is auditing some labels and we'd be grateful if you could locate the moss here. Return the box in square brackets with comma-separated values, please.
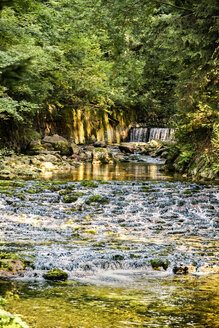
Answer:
[59, 189, 72, 196]
[63, 195, 78, 203]
[0, 186, 15, 190]
[94, 148, 106, 153]
[43, 269, 68, 281]
[84, 230, 98, 235]
[130, 254, 141, 259]
[15, 193, 26, 200]
[52, 181, 65, 185]
[85, 195, 109, 205]
[54, 141, 71, 155]
[141, 186, 157, 193]
[80, 181, 98, 188]
[74, 192, 85, 196]
[25, 189, 36, 194]
[0, 180, 26, 187]
[98, 181, 108, 184]
[0, 190, 14, 195]
[48, 185, 61, 191]
[0, 252, 32, 273]
[0, 309, 29, 328]
[183, 190, 192, 195]
[150, 259, 169, 270]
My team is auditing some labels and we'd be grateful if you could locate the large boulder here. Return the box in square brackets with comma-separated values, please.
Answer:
[92, 148, 114, 164]
[42, 134, 69, 145]
[43, 268, 68, 281]
[42, 135, 71, 155]
[71, 143, 82, 155]
[119, 143, 136, 154]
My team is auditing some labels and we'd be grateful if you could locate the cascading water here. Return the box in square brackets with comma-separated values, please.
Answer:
[0, 174, 218, 328]
[148, 128, 174, 142]
[129, 127, 174, 142]
[130, 127, 149, 142]
[0, 179, 218, 282]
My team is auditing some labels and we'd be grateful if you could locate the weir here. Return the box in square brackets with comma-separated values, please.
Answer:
[129, 127, 174, 142]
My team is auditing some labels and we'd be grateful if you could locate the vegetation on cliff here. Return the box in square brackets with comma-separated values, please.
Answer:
[0, 0, 218, 177]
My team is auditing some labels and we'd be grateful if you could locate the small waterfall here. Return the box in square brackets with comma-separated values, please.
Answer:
[130, 127, 149, 142]
[148, 128, 174, 142]
[129, 127, 174, 142]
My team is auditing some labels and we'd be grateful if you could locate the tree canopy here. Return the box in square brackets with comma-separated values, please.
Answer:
[0, 0, 218, 161]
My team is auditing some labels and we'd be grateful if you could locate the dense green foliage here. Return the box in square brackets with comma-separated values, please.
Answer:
[0, 0, 218, 176]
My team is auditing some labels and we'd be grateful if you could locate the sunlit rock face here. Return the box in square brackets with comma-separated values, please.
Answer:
[41, 107, 135, 144]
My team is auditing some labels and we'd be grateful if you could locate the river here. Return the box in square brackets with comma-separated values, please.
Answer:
[0, 159, 218, 327]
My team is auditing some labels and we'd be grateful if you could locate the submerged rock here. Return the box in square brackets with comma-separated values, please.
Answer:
[150, 259, 170, 270]
[173, 264, 188, 274]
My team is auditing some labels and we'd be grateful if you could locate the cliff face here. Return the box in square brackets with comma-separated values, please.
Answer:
[37, 107, 136, 144]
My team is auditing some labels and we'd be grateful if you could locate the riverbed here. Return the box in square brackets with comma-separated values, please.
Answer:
[0, 160, 218, 327]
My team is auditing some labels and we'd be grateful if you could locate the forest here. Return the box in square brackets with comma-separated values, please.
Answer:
[0, 2, 219, 328]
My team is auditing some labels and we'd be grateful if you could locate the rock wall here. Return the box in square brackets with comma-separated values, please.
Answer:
[39, 107, 135, 144]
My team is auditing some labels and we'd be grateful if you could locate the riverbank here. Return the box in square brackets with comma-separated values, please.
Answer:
[1, 138, 218, 182]
[164, 142, 219, 182]
[0, 140, 169, 181]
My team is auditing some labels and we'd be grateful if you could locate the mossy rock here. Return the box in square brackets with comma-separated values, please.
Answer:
[0, 252, 32, 275]
[173, 265, 188, 274]
[74, 192, 85, 196]
[43, 269, 68, 281]
[0, 180, 26, 187]
[150, 259, 169, 270]
[94, 148, 106, 153]
[63, 195, 78, 203]
[54, 141, 71, 155]
[80, 181, 98, 188]
[112, 254, 125, 261]
[15, 193, 26, 200]
[48, 185, 61, 191]
[141, 186, 157, 193]
[0, 190, 14, 195]
[59, 189, 72, 195]
[85, 195, 109, 205]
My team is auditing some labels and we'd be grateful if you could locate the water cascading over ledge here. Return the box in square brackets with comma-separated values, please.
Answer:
[129, 127, 174, 142]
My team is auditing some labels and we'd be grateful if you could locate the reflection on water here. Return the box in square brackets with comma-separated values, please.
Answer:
[1, 274, 219, 328]
[41, 162, 174, 181]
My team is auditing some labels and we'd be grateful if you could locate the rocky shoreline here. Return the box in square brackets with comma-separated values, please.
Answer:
[0, 133, 218, 182]
[0, 134, 170, 180]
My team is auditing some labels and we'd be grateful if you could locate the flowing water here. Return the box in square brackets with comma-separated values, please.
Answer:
[0, 159, 218, 328]
[129, 127, 174, 142]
